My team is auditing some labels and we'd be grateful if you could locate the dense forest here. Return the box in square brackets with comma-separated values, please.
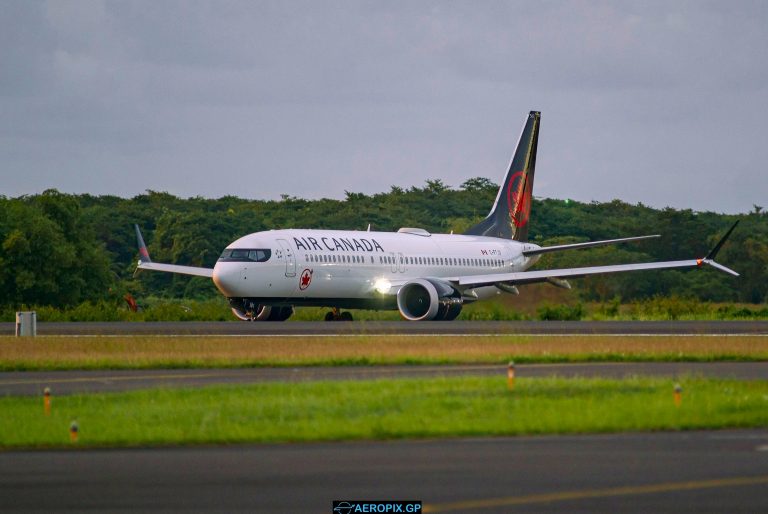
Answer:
[1, 178, 766, 312]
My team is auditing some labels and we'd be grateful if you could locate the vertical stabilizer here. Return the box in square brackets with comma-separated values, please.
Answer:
[465, 111, 540, 241]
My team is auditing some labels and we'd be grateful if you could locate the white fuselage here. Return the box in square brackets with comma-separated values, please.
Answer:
[212, 228, 540, 307]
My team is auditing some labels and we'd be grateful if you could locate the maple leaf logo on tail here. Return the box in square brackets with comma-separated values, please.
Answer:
[506, 171, 532, 228]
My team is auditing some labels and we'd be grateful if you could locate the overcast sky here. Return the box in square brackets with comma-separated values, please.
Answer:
[1, 1, 766, 213]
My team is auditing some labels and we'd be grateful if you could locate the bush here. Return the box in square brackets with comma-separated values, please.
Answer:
[537, 303, 584, 321]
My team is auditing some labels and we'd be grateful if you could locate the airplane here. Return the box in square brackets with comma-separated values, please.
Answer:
[134, 111, 739, 321]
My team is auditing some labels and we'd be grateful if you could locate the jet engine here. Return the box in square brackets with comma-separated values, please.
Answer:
[396, 279, 463, 321]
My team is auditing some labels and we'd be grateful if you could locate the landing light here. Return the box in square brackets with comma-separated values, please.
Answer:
[374, 279, 392, 295]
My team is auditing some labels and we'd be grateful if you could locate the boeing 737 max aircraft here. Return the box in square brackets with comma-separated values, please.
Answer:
[135, 111, 739, 321]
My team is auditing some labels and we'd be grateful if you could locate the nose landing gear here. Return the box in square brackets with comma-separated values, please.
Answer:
[324, 308, 353, 321]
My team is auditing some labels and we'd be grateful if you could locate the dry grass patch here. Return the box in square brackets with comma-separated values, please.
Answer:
[1, 335, 767, 370]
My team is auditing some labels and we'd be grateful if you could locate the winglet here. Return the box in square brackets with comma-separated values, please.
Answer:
[700, 220, 740, 276]
[705, 220, 739, 261]
[134, 224, 152, 264]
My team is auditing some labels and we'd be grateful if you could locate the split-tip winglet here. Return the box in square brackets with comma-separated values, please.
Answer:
[699, 220, 740, 276]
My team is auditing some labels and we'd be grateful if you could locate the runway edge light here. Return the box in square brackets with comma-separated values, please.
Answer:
[43, 387, 51, 416]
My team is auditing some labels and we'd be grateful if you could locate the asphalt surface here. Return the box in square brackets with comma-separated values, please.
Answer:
[2, 430, 768, 513]
[2, 362, 768, 396]
[3, 322, 766, 513]
[2, 320, 768, 335]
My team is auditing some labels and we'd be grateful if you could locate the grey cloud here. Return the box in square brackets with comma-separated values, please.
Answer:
[0, 1, 766, 214]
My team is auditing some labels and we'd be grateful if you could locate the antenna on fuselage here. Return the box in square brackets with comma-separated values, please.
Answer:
[367, 224, 371, 231]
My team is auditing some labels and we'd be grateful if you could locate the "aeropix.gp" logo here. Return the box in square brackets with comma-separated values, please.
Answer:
[332, 501, 421, 513]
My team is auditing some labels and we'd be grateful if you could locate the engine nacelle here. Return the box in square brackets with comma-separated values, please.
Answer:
[396, 279, 462, 321]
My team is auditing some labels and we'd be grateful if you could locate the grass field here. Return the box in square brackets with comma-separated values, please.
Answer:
[1, 335, 766, 371]
[2, 376, 767, 448]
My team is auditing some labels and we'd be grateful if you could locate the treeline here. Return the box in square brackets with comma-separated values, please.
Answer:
[1, 179, 766, 310]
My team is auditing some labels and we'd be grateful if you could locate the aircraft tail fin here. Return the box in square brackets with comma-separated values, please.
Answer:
[465, 111, 540, 241]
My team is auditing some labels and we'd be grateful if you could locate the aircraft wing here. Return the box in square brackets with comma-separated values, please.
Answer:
[133, 224, 214, 278]
[457, 259, 735, 288]
[136, 261, 214, 278]
[458, 221, 740, 288]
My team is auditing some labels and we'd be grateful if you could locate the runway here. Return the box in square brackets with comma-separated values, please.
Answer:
[2, 362, 766, 396]
[2, 430, 767, 513]
[2, 320, 768, 335]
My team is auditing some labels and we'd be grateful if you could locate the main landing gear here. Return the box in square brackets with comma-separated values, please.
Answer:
[324, 308, 353, 321]
[229, 300, 293, 321]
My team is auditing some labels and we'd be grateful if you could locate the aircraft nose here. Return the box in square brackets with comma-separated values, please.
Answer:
[212, 263, 238, 296]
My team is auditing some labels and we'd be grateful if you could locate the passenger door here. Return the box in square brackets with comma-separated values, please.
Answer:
[277, 239, 296, 277]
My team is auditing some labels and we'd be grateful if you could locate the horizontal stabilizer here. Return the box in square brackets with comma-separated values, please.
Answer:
[523, 235, 659, 256]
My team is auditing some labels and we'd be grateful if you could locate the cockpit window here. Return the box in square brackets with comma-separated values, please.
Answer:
[218, 248, 271, 262]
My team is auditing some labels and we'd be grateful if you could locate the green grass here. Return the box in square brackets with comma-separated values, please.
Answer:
[2, 335, 767, 371]
[3, 376, 768, 448]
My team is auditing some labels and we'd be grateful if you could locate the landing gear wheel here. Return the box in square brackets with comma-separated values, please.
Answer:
[324, 308, 353, 321]
[268, 306, 293, 321]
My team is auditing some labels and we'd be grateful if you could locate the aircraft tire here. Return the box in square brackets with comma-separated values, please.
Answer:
[268, 306, 293, 321]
